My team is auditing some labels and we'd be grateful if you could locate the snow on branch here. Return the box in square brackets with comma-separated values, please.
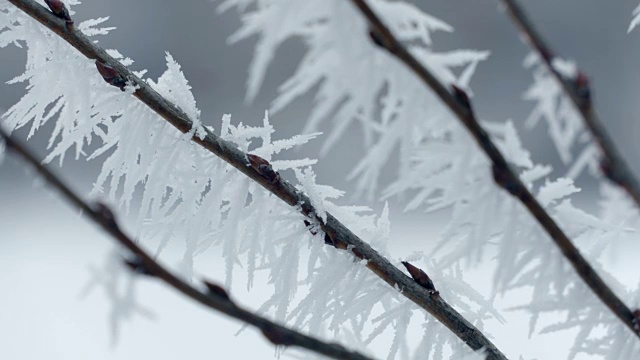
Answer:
[500, 0, 640, 209]
[2, 0, 506, 358]
[348, 0, 640, 341]
[0, 127, 376, 360]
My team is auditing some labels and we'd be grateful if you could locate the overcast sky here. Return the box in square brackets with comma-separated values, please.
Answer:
[2, 1, 640, 359]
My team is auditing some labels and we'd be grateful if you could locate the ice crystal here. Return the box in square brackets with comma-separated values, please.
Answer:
[522, 53, 595, 174]
[221, 1, 640, 358]
[0, 3, 502, 357]
[78, 247, 156, 345]
[219, 0, 489, 199]
[3, 1, 639, 359]
[630, 3, 640, 33]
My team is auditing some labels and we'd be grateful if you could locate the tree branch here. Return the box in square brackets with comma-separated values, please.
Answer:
[499, 0, 640, 208]
[348, 0, 640, 339]
[0, 126, 375, 360]
[6, 1, 506, 358]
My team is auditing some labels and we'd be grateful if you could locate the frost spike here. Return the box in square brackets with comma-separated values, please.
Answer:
[5, 3, 507, 356]
[353, 0, 640, 340]
[499, 0, 640, 219]
[0, 127, 375, 360]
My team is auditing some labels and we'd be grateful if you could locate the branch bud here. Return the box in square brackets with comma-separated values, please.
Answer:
[93, 202, 119, 230]
[261, 325, 293, 346]
[203, 280, 231, 301]
[247, 154, 281, 184]
[44, 0, 74, 30]
[451, 84, 472, 111]
[95, 61, 128, 91]
[492, 163, 521, 197]
[401, 261, 438, 295]
[123, 256, 155, 277]
[633, 309, 640, 333]
[574, 71, 591, 106]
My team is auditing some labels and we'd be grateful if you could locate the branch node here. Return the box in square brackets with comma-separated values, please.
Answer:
[368, 28, 386, 48]
[203, 280, 231, 302]
[95, 61, 127, 91]
[261, 324, 293, 346]
[401, 261, 438, 295]
[93, 202, 120, 230]
[323, 229, 348, 250]
[44, 0, 74, 31]
[492, 163, 521, 197]
[123, 255, 155, 277]
[303, 219, 319, 236]
[573, 71, 592, 108]
[247, 154, 281, 185]
[451, 84, 473, 112]
[600, 158, 625, 186]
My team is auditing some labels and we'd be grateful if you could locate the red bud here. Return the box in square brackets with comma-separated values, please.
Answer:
[247, 154, 280, 184]
[95, 61, 128, 91]
[44, 0, 73, 23]
[402, 261, 437, 294]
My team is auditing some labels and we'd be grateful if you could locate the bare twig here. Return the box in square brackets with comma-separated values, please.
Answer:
[0, 127, 375, 360]
[499, 0, 640, 207]
[6, 1, 507, 358]
[349, 0, 640, 339]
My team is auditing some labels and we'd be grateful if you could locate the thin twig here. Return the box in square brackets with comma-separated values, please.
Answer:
[348, 0, 640, 339]
[0, 127, 374, 360]
[499, 0, 640, 207]
[6, 1, 507, 358]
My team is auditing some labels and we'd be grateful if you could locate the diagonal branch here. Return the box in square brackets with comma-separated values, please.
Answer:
[0, 127, 375, 360]
[499, 0, 640, 208]
[348, 0, 640, 339]
[6, 1, 507, 358]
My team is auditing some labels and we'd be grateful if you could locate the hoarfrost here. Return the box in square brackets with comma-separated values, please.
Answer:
[629, 3, 640, 33]
[3, 1, 639, 359]
[220, 0, 489, 200]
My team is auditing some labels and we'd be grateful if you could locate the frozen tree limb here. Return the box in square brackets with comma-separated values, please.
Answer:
[6, 1, 507, 358]
[500, 0, 640, 208]
[348, 0, 640, 340]
[0, 126, 375, 360]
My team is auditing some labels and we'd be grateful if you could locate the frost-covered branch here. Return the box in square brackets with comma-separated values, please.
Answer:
[0, 126, 376, 360]
[348, 0, 640, 339]
[500, 0, 640, 207]
[5, 0, 507, 358]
